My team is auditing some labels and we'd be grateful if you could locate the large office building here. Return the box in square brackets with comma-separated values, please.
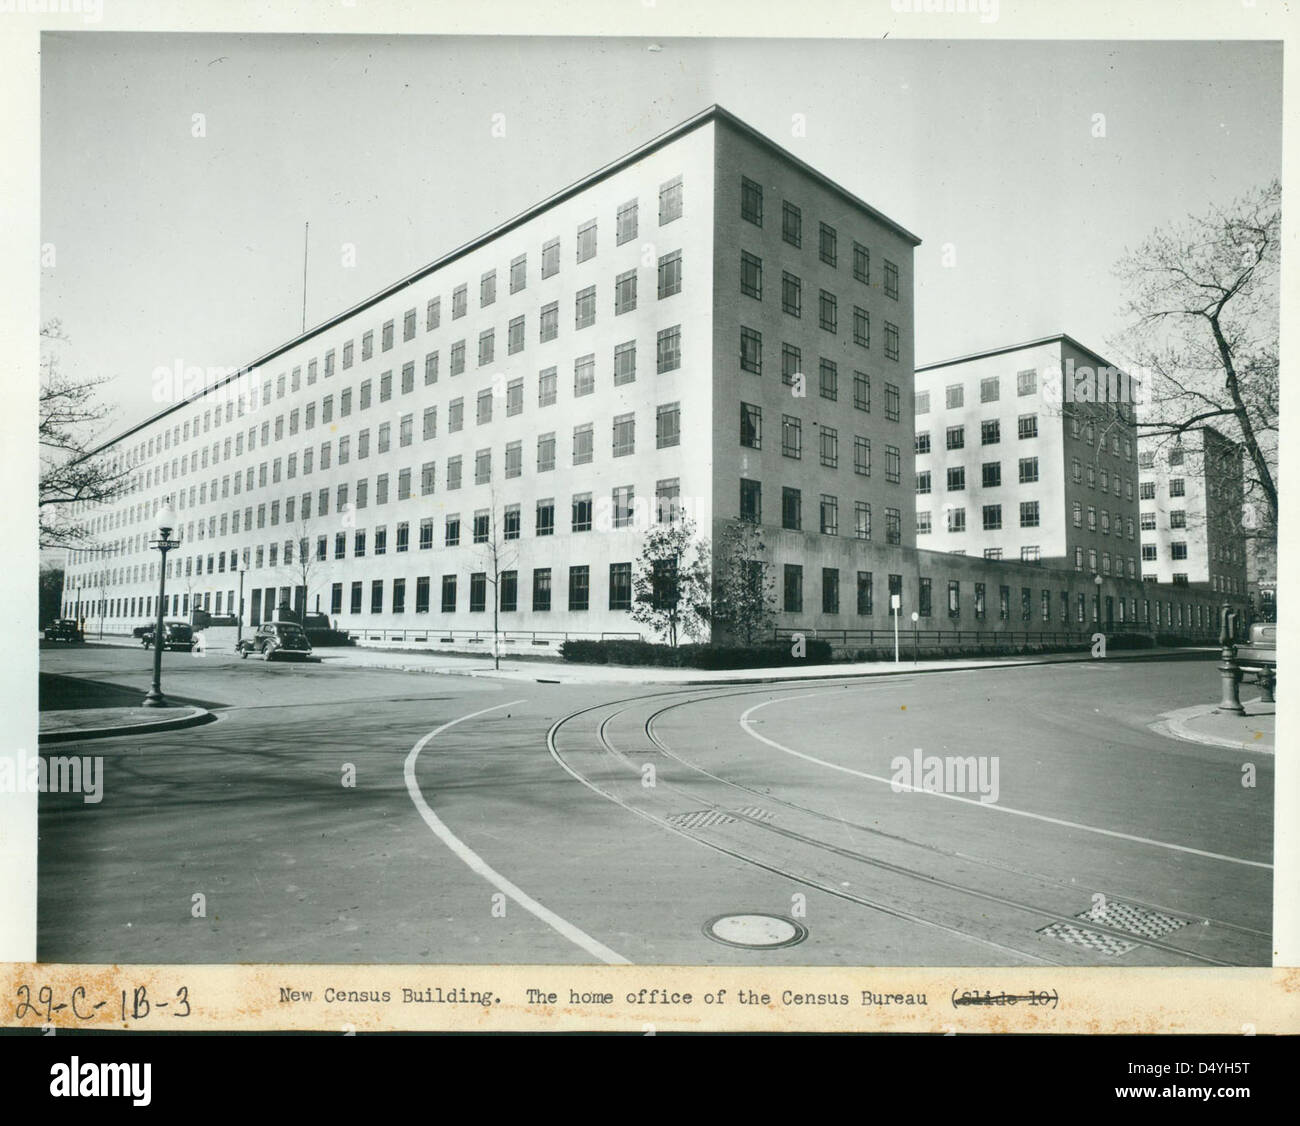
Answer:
[1137, 425, 1247, 594]
[59, 105, 920, 640]
[913, 336, 1143, 580]
[58, 108, 1239, 647]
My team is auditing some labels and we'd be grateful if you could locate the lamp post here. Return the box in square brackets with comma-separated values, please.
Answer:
[237, 554, 249, 645]
[1093, 573, 1103, 629]
[142, 502, 182, 708]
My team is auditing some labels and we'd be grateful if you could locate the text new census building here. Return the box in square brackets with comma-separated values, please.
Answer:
[60, 106, 920, 638]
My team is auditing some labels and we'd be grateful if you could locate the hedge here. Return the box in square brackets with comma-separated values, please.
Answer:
[559, 638, 834, 668]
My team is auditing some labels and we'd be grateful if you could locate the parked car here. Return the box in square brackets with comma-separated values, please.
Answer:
[44, 619, 84, 643]
[131, 622, 153, 638]
[237, 621, 314, 661]
[139, 620, 195, 652]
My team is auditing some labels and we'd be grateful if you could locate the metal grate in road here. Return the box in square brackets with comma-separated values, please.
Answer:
[1075, 901, 1189, 940]
[665, 807, 775, 830]
[1037, 921, 1138, 957]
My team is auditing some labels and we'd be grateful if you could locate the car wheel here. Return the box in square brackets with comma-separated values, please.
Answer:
[239, 647, 248, 659]
[262, 645, 274, 661]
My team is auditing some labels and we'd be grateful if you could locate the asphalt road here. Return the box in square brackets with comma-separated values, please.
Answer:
[36, 645, 1273, 966]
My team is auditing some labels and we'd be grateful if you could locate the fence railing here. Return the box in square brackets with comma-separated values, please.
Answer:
[773, 624, 1224, 651]
[348, 628, 642, 647]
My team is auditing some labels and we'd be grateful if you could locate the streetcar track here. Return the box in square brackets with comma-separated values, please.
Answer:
[546, 681, 1261, 967]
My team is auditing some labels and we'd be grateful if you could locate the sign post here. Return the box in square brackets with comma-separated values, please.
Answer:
[891, 593, 901, 663]
[910, 610, 919, 666]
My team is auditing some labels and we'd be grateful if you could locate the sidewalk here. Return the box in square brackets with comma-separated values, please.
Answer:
[38, 672, 216, 743]
[1152, 700, 1276, 753]
[309, 642, 1214, 685]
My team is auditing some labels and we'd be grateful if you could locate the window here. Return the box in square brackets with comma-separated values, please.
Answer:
[946, 426, 965, 451]
[440, 576, 457, 614]
[541, 238, 560, 278]
[1139, 481, 1156, 500]
[473, 511, 490, 545]
[478, 329, 495, 367]
[572, 492, 593, 532]
[574, 353, 595, 397]
[573, 423, 593, 465]
[783, 564, 803, 613]
[505, 440, 523, 479]
[883, 260, 899, 299]
[819, 290, 837, 333]
[1020, 501, 1040, 528]
[1140, 511, 1157, 531]
[656, 325, 681, 373]
[421, 460, 436, 496]
[782, 343, 802, 387]
[1169, 478, 1185, 498]
[537, 431, 556, 472]
[450, 340, 465, 376]
[820, 426, 838, 468]
[781, 272, 801, 316]
[916, 470, 932, 495]
[510, 254, 527, 293]
[476, 388, 493, 426]
[613, 413, 636, 457]
[539, 367, 558, 407]
[915, 431, 931, 455]
[946, 384, 964, 410]
[539, 301, 559, 343]
[822, 568, 840, 614]
[1142, 544, 1157, 562]
[782, 201, 802, 246]
[444, 515, 460, 547]
[741, 176, 763, 225]
[781, 486, 802, 531]
[946, 507, 965, 534]
[504, 505, 521, 541]
[1087, 505, 1097, 532]
[1018, 413, 1038, 439]
[857, 571, 874, 615]
[612, 485, 635, 529]
[575, 285, 596, 329]
[980, 376, 1000, 403]
[740, 327, 762, 374]
[853, 372, 871, 413]
[819, 359, 837, 401]
[576, 220, 597, 263]
[474, 448, 491, 485]
[655, 401, 681, 449]
[1171, 542, 1188, 561]
[917, 578, 932, 617]
[739, 402, 762, 449]
[659, 176, 682, 224]
[609, 563, 633, 611]
[740, 251, 762, 299]
[532, 568, 552, 611]
[1017, 368, 1037, 396]
[982, 504, 1002, 531]
[819, 222, 837, 266]
[1018, 456, 1039, 484]
[981, 461, 1001, 488]
[854, 436, 871, 476]
[616, 200, 638, 246]
[884, 322, 899, 361]
[852, 241, 870, 283]
[781, 415, 802, 459]
[536, 499, 555, 537]
[507, 315, 525, 356]
[855, 500, 871, 540]
[655, 478, 681, 524]
[819, 493, 838, 536]
[658, 250, 682, 299]
[568, 566, 590, 611]
[614, 269, 637, 315]
[884, 445, 900, 483]
[740, 478, 762, 523]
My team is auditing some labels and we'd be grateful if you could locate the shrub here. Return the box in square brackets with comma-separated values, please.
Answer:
[558, 639, 832, 668]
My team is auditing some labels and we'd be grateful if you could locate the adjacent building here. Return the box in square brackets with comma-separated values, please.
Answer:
[1137, 425, 1247, 594]
[913, 336, 1142, 580]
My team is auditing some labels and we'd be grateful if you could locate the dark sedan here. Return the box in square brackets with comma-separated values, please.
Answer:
[139, 620, 195, 652]
[237, 622, 315, 661]
[43, 619, 84, 643]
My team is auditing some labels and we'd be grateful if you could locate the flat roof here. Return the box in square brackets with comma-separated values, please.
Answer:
[915, 333, 1122, 376]
[86, 104, 921, 458]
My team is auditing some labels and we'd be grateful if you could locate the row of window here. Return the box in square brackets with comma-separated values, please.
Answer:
[738, 479, 902, 543]
[915, 415, 1040, 454]
[917, 458, 1040, 493]
[916, 368, 1040, 413]
[916, 501, 1041, 533]
[738, 177, 899, 298]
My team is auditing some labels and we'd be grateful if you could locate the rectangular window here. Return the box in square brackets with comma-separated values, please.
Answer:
[740, 402, 762, 449]
[884, 322, 899, 361]
[612, 485, 635, 529]
[854, 372, 871, 413]
[781, 272, 801, 317]
[946, 426, 965, 451]
[616, 200, 638, 246]
[656, 325, 681, 373]
[782, 343, 802, 387]
[478, 329, 495, 367]
[982, 462, 1001, 488]
[537, 431, 556, 472]
[819, 358, 838, 401]
[883, 260, 899, 300]
[656, 402, 680, 449]
[855, 500, 871, 541]
[658, 250, 682, 299]
[820, 426, 838, 468]
[819, 222, 837, 266]
[655, 477, 681, 524]
[740, 478, 762, 523]
[819, 290, 837, 333]
[782, 201, 802, 246]
[532, 568, 552, 611]
[981, 419, 1000, 446]
[659, 176, 682, 224]
[576, 220, 597, 263]
[568, 566, 590, 612]
[440, 576, 457, 614]
[538, 367, 558, 406]
[573, 423, 594, 465]
[450, 341, 465, 376]
[542, 238, 560, 278]
[539, 301, 559, 343]
[419, 518, 434, 550]
[741, 176, 763, 225]
[1017, 367, 1037, 396]
[444, 515, 460, 547]
[781, 486, 802, 531]
[854, 436, 871, 476]
[784, 564, 803, 613]
[853, 306, 869, 348]
[1018, 456, 1039, 484]
[782, 415, 801, 459]
[819, 493, 838, 536]
[508, 315, 525, 355]
[614, 340, 637, 386]
[536, 499, 555, 537]
[614, 269, 637, 316]
[886, 508, 902, 545]
[575, 285, 596, 329]
[822, 568, 840, 614]
[613, 413, 636, 458]
[571, 492, 593, 532]
[1018, 413, 1039, 439]
[740, 251, 762, 299]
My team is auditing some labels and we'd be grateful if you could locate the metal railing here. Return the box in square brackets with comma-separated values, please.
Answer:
[348, 628, 643, 647]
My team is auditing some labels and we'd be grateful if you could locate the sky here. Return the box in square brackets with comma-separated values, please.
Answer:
[40, 34, 1283, 445]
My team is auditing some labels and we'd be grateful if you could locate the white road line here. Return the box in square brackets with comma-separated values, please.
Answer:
[404, 699, 630, 965]
[739, 694, 1272, 871]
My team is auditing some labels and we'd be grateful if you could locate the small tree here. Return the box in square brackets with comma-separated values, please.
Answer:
[476, 492, 519, 670]
[630, 516, 711, 647]
[710, 519, 776, 645]
[291, 516, 322, 622]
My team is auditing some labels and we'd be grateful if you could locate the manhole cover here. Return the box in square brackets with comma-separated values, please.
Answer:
[705, 913, 808, 949]
[666, 807, 774, 830]
[1076, 901, 1188, 939]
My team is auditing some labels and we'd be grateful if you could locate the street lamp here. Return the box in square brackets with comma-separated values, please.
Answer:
[236, 553, 249, 645]
[142, 502, 182, 708]
[1093, 573, 1103, 626]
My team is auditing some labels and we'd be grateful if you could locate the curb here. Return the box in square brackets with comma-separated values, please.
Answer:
[38, 706, 217, 745]
[1150, 701, 1274, 754]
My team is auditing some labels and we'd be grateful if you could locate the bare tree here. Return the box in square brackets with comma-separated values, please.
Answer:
[1110, 181, 1279, 533]
[39, 320, 131, 549]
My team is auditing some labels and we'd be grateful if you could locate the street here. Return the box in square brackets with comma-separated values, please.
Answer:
[37, 645, 1272, 966]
